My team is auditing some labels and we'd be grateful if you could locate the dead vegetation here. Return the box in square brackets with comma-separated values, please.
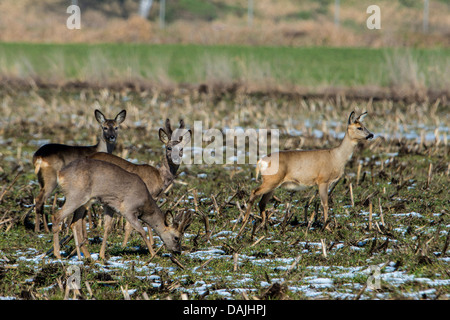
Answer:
[0, 0, 449, 47]
[0, 87, 448, 300]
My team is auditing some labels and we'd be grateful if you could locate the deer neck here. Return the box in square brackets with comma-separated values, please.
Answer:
[142, 200, 167, 235]
[96, 136, 116, 154]
[159, 156, 179, 188]
[332, 131, 357, 166]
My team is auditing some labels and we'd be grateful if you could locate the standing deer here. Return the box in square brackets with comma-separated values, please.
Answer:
[238, 111, 374, 236]
[52, 158, 192, 259]
[77, 119, 191, 259]
[32, 109, 126, 232]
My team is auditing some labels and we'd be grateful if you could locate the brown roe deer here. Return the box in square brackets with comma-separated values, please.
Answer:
[238, 111, 374, 236]
[32, 109, 126, 232]
[80, 119, 191, 259]
[52, 158, 192, 259]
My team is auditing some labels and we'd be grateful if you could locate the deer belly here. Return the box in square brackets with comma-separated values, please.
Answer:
[280, 181, 310, 191]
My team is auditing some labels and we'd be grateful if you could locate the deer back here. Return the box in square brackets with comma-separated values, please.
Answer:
[58, 158, 150, 211]
[33, 109, 126, 175]
[89, 152, 164, 197]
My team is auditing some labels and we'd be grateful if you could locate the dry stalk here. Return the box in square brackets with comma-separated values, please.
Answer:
[199, 257, 214, 270]
[233, 252, 239, 272]
[356, 163, 362, 186]
[251, 236, 265, 247]
[211, 193, 220, 216]
[426, 162, 433, 188]
[0, 171, 22, 203]
[349, 183, 354, 207]
[170, 255, 185, 269]
[120, 285, 131, 300]
[284, 255, 302, 279]
[320, 239, 327, 258]
[378, 198, 385, 226]
[192, 189, 211, 239]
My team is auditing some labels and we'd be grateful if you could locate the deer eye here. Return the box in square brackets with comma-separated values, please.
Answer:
[103, 127, 108, 130]
[114, 127, 119, 130]
[167, 147, 172, 151]
[357, 127, 363, 131]
[174, 236, 179, 242]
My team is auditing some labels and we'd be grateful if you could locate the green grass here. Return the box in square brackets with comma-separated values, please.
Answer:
[0, 43, 448, 89]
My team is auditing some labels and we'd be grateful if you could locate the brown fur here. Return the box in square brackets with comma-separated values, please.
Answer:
[90, 152, 164, 196]
[74, 119, 191, 259]
[32, 109, 126, 232]
[52, 158, 192, 259]
[239, 111, 374, 236]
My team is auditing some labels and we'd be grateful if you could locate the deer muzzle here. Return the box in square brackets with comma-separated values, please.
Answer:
[106, 135, 117, 142]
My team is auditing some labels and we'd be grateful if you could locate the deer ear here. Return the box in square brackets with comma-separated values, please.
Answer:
[357, 112, 368, 122]
[181, 212, 193, 232]
[164, 210, 174, 227]
[174, 211, 193, 232]
[165, 119, 173, 135]
[348, 111, 356, 125]
[95, 109, 106, 124]
[115, 110, 127, 124]
[159, 128, 170, 145]
[178, 129, 192, 146]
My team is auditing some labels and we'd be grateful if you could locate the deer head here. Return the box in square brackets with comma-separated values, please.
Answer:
[159, 210, 193, 254]
[347, 111, 374, 142]
[159, 119, 192, 166]
[95, 109, 127, 152]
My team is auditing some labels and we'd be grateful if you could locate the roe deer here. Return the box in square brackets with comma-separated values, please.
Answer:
[238, 111, 374, 236]
[52, 158, 192, 259]
[80, 119, 191, 259]
[32, 109, 126, 232]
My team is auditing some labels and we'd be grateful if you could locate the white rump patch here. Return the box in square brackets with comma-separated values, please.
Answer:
[258, 159, 269, 173]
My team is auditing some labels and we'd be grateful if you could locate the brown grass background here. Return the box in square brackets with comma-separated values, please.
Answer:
[0, 0, 448, 47]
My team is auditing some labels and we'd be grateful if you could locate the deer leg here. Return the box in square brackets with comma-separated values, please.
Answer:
[122, 221, 133, 248]
[318, 183, 330, 227]
[148, 229, 154, 248]
[238, 182, 278, 237]
[255, 190, 275, 233]
[258, 190, 274, 214]
[34, 170, 57, 233]
[121, 220, 154, 249]
[71, 206, 91, 259]
[122, 221, 155, 257]
[53, 198, 87, 259]
[123, 212, 156, 257]
[238, 190, 260, 237]
[99, 206, 115, 260]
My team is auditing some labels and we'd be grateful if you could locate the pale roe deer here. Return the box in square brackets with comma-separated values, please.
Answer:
[238, 111, 374, 236]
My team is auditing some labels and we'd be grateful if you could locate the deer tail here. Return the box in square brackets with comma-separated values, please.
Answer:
[34, 157, 42, 175]
[255, 159, 262, 181]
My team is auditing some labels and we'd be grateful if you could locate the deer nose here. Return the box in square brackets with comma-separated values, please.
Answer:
[106, 135, 116, 142]
[366, 133, 374, 140]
